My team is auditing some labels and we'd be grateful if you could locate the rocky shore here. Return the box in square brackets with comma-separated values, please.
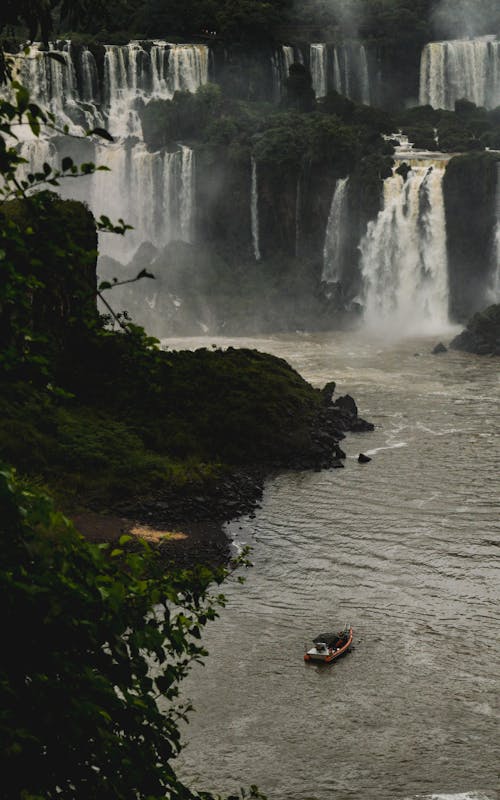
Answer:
[74, 385, 373, 569]
[450, 303, 500, 356]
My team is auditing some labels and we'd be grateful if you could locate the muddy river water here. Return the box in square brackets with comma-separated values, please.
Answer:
[166, 332, 499, 800]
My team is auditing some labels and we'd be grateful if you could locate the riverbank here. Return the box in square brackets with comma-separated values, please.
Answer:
[72, 386, 373, 568]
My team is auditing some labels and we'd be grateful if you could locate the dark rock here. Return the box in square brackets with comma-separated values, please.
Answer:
[331, 459, 345, 469]
[334, 394, 358, 417]
[449, 304, 500, 356]
[358, 453, 372, 463]
[333, 444, 346, 459]
[432, 342, 447, 354]
[320, 380, 336, 405]
[350, 417, 375, 432]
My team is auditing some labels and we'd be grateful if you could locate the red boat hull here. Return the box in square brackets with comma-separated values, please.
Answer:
[304, 627, 353, 663]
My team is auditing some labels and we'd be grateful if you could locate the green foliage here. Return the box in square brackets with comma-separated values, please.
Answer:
[0, 464, 230, 799]
[133, 0, 291, 43]
[253, 111, 367, 174]
[396, 100, 500, 153]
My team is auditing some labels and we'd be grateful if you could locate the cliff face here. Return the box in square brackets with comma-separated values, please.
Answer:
[443, 153, 499, 321]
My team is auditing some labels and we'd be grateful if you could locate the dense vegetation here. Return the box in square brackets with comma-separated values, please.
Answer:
[0, 56, 340, 800]
[1, 463, 236, 799]
[2, 0, 500, 49]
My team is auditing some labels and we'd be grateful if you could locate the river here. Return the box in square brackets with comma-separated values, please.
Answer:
[165, 332, 499, 800]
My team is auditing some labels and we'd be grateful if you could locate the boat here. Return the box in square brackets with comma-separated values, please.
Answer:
[304, 625, 353, 664]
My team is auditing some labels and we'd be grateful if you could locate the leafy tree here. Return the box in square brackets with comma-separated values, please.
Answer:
[0, 69, 255, 800]
[0, 464, 237, 799]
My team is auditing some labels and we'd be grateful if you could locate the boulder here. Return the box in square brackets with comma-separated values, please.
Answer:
[320, 380, 336, 405]
[449, 304, 500, 356]
[358, 453, 372, 463]
[334, 394, 358, 417]
[432, 342, 447, 354]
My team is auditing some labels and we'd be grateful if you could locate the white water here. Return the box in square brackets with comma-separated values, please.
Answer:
[419, 37, 500, 110]
[295, 174, 301, 257]
[272, 45, 301, 101]
[356, 44, 370, 105]
[488, 161, 500, 302]
[251, 157, 261, 261]
[309, 42, 372, 103]
[9, 41, 208, 259]
[310, 43, 328, 98]
[323, 177, 349, 283]
[360, 163, 451, 336]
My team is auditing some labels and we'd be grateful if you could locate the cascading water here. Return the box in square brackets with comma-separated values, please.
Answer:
[9, 41, 208, 259]
[322, 177, 349, 283]
[489, 160, 500, 302]
[360, 162, 451, 335]
[250, 157, 261, 261]
[295, 174, 301, 257]
[357, 45, 371, 105]
[309, 43, 371, 104]
[419, 37, 500, 110]
[271, 45, 302, 101]
[310, 43, 328, 98]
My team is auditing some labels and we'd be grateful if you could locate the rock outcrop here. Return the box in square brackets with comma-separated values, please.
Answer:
[449, 304, 500, 355]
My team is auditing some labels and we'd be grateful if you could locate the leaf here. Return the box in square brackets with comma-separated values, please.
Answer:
[88, 127, 115, 142]
[98, 281, 112, 291]
[16, 86, 30, 116]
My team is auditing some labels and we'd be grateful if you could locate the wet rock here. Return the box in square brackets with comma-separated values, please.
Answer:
[333, 444, 346, 459]
[320, 381, 336, 405]
[358, 453, 372, 463]
[334, 394, 358, 417]
[450, 304, 500, 356]
[432, 342, 447, 354]
[350, 417, 375, 432]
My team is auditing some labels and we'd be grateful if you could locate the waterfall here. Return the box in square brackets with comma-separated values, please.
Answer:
[179, 146, 195, 242]
[360, 163, 450, 335]
[251, 157, 261, 261]
[310, 42, 372, 103]
[332, 48, 342, 94]
[272, 45, 305, 101]
[419, 37, 500, 110]
[272, 45, 295, 100]
[489, 161, 500, 302]
[295, 174, 301, 257]
[323, 178, 349, 283]
[358, 46, 371, 105]
[310, 44, 328, 98]
[9, 41, 208, 259]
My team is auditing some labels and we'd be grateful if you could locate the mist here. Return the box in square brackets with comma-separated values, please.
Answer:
[291, 0, 365, 38]
[432, 0, 500, 39]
